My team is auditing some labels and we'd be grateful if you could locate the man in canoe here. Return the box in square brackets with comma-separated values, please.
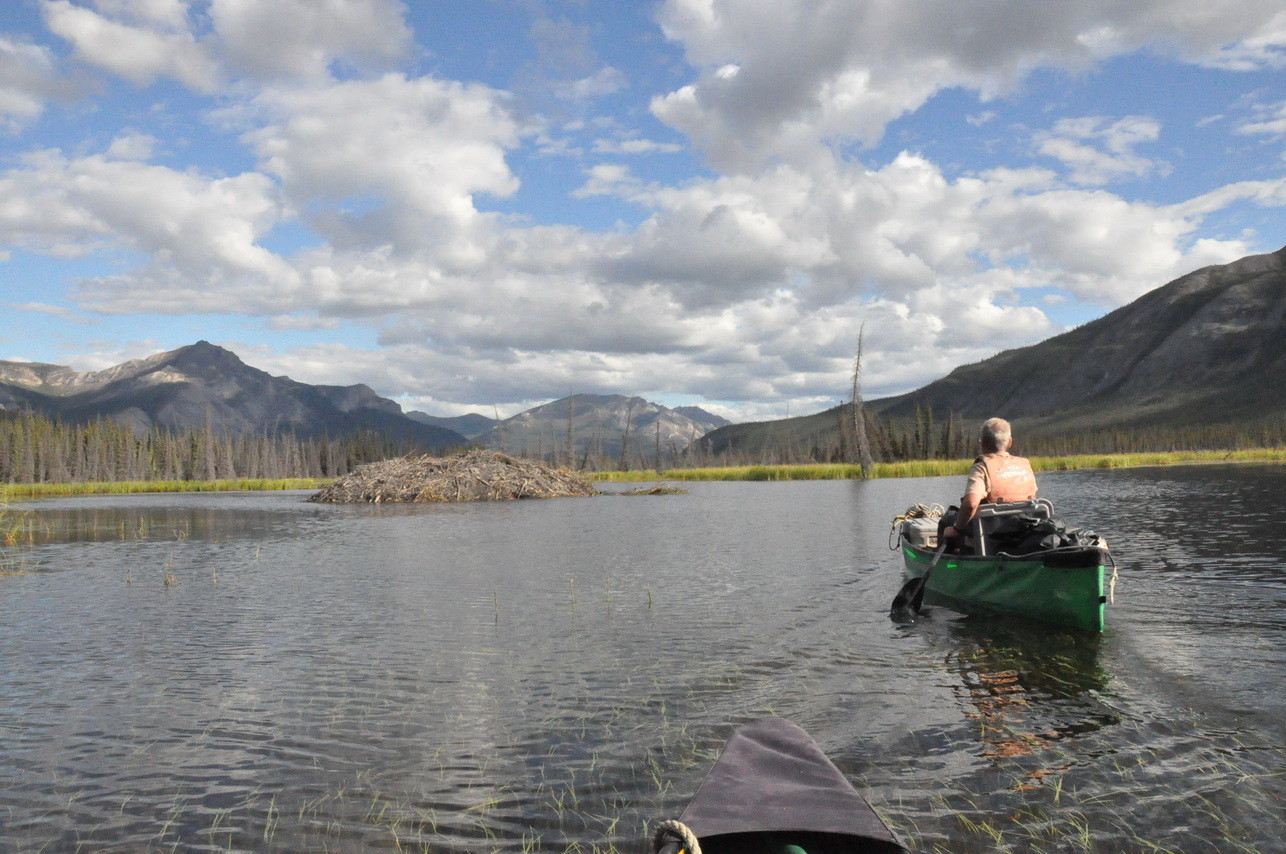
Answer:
[941, 417, 1037, 547]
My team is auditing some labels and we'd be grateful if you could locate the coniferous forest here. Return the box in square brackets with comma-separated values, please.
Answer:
[4, 404, 1283, 485]
[0, 410, 430, 485]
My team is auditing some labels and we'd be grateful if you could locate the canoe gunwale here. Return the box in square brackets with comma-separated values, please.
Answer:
[902, 540, 1110, 569]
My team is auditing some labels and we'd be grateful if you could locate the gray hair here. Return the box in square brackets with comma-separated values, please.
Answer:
[979, 417, 1011, 453]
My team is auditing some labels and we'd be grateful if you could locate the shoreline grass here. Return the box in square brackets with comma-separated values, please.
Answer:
[593, 448, 1286, 482]
[1, 449, 1280, 496]
[0, 477, 330, 501]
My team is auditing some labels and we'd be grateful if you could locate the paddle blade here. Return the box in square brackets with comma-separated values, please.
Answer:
[890, 540, 945, 621]
[889, 576, 927, 621]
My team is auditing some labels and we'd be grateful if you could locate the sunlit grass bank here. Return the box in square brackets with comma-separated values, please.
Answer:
[3, 449, 1281, 495]
[595, 448, 1286, 482]
[0, 477, 330, 500]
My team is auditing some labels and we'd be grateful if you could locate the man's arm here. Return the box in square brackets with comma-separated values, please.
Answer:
[944, 460, 987, 538]
[943, 492, 981, 538]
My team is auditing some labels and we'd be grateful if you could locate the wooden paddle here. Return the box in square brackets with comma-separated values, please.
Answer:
[890, 539, 948, 621]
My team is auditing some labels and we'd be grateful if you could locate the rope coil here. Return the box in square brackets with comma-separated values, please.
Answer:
[903, 502, 946, 519]
[652, 819, 702, 854]
[889, 503, 945, 548]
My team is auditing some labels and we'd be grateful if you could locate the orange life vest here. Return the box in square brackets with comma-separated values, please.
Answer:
[979, 452, 1037, 503]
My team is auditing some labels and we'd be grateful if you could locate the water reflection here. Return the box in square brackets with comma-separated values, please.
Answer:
[16, 491, 324, 546]
[941, 618, 1117, 773]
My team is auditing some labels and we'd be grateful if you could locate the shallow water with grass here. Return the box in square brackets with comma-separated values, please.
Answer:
[1, 464, 1281, 853]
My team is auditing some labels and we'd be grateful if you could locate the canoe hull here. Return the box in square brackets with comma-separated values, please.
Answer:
[901, 542, 1108, 632]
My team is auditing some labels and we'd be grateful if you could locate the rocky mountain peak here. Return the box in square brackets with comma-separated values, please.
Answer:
[0, 342, 465, 449]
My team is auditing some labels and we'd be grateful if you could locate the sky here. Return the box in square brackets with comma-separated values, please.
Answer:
[0, 0, 1283, 421]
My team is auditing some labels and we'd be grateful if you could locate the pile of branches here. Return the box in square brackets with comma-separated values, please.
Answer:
[308, 449, 601, 503]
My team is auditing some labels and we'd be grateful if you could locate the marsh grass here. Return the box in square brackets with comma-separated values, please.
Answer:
[879, 748, 1280, 853]
[595, 448, 1285, 483]
[15, 616, 1279, 853]
[4, 450, 1278, 496]
[0, 503, 39, 575]
[863, 689, 1285, 854]
[0, 477, 329, 500]
[112, 679, 1278, 854]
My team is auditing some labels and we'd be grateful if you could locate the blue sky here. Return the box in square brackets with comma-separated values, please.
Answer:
[1, 0, 1282, 420]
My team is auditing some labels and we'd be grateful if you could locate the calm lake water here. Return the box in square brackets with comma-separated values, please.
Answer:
[1, 465, 1282, 853]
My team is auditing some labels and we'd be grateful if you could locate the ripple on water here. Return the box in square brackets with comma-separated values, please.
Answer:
[1, 470, 1283, 852]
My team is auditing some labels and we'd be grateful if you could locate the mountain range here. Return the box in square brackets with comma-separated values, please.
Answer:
[3, 245, 1281, 462]
[483, 394, 727, 463]
[407, 395, 729, 463]
[0, 343, 728, 463]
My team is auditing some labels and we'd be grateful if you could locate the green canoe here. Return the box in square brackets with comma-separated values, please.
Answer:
[900, 540, 1110, 632]
[895, 501, 1114, 632]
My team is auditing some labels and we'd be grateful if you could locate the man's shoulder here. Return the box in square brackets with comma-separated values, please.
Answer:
[984, 452, 1030, 464]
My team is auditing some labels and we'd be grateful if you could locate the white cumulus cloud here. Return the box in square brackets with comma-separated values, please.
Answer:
[651, 0, 1286, 172]
[0, 36, 84, 129]
[237, 73, 519, 256]
[0, 143, 296, 311]
[1033, 115, 1166, 186]
[209, 0, 413, 82]
[43, 0, 220, 91]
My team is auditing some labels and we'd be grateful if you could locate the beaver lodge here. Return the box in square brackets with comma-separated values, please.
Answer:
[308, 449, 601, 503]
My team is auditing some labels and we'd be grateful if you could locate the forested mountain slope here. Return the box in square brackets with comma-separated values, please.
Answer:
[873, 246, 1285, 433]
[700, 246, 1286, 458]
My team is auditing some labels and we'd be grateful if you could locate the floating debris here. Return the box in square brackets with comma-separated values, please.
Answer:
[308, 449, 601, 503]
[619, 484, 688, 495]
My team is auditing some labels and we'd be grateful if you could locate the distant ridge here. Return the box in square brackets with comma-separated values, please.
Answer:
[700, 246, 1286, 457]
[405, 410, 498, 439]
[872, 246, 1286, 430]
[399, 397, 729, 465]
[476, 393, 727, 464]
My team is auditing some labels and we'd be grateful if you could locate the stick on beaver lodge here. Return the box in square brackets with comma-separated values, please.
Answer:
[308, 449, 601, 503]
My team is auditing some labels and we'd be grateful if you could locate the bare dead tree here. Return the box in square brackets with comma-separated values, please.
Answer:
[654, 418, 662, 472]
[565, 391, 575, 468]
[619, 398, 639, 471]
[851, 324, 874, 477]
[493, 404, 505, 453]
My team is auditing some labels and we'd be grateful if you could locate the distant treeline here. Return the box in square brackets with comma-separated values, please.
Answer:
[876, 407, 1286, 461]
[0, 410, 434, 485]
[3, 405, 1282, 485]
[689, 403, 1286, 467]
